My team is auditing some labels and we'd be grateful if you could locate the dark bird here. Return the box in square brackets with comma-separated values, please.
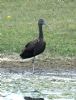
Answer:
[20, 19, 46, 72]
[24, 96, 44, 100]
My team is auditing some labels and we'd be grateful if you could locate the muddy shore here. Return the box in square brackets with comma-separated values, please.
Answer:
[0, 54, 76, 74]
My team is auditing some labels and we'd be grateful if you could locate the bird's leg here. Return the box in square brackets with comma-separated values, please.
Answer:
[32, 56, 35, 73]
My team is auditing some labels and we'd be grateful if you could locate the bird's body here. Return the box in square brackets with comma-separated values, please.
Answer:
[20, 39, 46, 59]
[20, 19, 46, 73]
[20, 19, 46, 59]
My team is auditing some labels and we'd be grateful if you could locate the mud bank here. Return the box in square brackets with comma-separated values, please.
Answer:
[0, 54, 76, 70]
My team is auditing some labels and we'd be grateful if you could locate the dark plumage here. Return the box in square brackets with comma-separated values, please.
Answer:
[20, 19, 46, 59]
[24, 96, 44, 100]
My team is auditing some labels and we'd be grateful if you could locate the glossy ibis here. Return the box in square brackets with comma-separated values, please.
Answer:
[24, 97, 44, 100]
[20, 19, 46, 73]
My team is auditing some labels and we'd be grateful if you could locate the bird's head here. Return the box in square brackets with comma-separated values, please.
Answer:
[38, 19, 45, 26]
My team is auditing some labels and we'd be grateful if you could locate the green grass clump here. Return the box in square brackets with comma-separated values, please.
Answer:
[0, 0, 76, 57]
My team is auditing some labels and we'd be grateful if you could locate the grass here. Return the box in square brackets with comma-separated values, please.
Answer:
[0, 0, 76, 57]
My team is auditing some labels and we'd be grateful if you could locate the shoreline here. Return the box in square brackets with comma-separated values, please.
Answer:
[0, 54, 76, 68]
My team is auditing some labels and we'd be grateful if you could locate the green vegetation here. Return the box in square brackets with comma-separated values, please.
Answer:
[0, 0, 76, 57]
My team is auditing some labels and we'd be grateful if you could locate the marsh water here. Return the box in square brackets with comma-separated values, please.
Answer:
[0, 67, 76, 100]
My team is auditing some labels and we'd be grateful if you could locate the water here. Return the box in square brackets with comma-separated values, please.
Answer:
[0, 69, 76, 100]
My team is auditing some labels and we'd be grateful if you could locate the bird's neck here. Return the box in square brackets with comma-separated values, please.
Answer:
[38, 25, 43, 39]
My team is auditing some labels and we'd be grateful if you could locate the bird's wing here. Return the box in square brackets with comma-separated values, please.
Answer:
[25, 39, 38, 49]
[25, 42, 31, 47]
